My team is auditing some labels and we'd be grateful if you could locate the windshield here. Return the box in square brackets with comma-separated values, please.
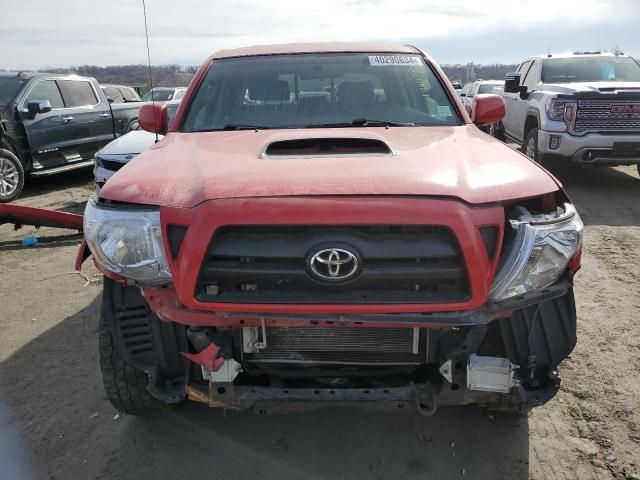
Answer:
[0, 77, 27, 107]
[141, 89, 174, 101]
[543, 56, 640, 83]
[181, 53, 461, 131]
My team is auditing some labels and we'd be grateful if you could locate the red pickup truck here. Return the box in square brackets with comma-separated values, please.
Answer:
[82, 43, 583, 416]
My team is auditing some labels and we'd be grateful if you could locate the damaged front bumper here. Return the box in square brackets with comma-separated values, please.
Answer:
[113, 280, 576, 413]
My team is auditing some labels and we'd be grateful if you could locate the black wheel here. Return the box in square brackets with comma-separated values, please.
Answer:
[522, 127, 539, 162]
[99, 283, 167, 416]
[127, 119, 139, 131]
[0, 149, 25, 203]
[489, 122, 505, 141]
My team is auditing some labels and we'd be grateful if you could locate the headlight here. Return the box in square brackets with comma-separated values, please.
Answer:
[546, 98, 577, 123]
[94, 154, 104, 168]
[490, 203, 583, 301]
[83, 199, 172, 284]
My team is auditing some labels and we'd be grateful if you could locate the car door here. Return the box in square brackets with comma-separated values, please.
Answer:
[19, 79, 71, 168]
[56, 79, 114, 161]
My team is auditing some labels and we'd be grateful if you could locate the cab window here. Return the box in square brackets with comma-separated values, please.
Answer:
[58, 80, 99, 108]
[25, 80, 65, 109]
[522, 61, 541, 89]
[103, 86, 124, 103]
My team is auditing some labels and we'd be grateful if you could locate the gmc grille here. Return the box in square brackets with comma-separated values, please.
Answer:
[574, 98, 640, 134]
[196, 225, 470, 304]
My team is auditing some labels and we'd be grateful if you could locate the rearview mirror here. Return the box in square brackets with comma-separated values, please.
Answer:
[471, 94, 506, 126]
[504, 72, 521, 93]
[27, 100, 52, 117]
[138, 103, 168, 134]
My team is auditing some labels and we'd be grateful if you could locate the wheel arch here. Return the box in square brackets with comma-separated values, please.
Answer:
[523, 109, 541, 140]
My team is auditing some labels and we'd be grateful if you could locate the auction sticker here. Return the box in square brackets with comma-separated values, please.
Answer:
[369, 55, 422, 66]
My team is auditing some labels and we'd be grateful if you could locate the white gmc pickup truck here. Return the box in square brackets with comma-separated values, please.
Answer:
[495, 51, 640, 177]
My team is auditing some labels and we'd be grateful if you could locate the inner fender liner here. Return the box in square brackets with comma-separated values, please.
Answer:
[498, 289, 576, 392]
[102, 279, 190, 403]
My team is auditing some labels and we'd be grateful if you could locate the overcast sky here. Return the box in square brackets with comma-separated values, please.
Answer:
[1, 0, 639, 69]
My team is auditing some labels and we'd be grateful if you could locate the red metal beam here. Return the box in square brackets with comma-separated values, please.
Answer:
[0, 204, 83, 231]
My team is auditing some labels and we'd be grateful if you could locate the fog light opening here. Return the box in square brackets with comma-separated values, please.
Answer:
[549, 135, 561, 150]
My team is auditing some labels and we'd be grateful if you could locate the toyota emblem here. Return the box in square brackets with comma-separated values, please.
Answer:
[308, 248, 359, 281]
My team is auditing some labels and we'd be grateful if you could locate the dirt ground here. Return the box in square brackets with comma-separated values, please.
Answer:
[0, 163, 639, 480]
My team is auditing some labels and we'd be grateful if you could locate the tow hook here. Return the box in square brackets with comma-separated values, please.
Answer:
[413, 383, 438, 417]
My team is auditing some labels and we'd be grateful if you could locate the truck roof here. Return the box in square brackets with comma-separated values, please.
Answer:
[212, 42, 418, 59]
[0, 71, 92, 81]
[527, 51, 631, 60]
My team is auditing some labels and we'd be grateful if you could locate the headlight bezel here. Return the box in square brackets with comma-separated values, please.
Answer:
[545, 98, 577, 124]
[490, 203, 583, 302]
[83, 198, 172, 285]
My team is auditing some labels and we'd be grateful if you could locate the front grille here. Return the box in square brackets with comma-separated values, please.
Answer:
[101, 159, 127, 171]
[574, 99, 640, 133]
[244, 327, 424, 365]
[196, 225, 469, 304]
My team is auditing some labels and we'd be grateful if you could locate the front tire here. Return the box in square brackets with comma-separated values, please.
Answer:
[99, 284, 167, 416]
[522, 128, 540, 162]
[0, 149, 25, 203]
[99, 312, 166, 416]
[489, 122, 505, 141]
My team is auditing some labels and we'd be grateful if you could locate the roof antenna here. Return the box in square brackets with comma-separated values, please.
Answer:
[547, 46, 552, 58]
[142, 0, 159, 143]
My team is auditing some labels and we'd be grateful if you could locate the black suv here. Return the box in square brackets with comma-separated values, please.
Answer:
[0, 72, 144, 202]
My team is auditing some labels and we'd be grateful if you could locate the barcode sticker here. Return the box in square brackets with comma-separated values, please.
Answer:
[369, 55, 422, 66]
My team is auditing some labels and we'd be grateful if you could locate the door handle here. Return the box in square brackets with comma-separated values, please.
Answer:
[62, 116, 74, 122]
[99, 113, 110, 118]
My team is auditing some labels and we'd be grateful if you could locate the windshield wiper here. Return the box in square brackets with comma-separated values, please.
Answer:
[304, 118, 415, 128]
[220, 124, 269, 131]
[351, 118, 415, 127]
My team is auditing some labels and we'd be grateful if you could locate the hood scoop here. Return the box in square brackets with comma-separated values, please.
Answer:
[263, 137, 393, 158]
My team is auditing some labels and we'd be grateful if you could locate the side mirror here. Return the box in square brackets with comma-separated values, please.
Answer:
[471, 94, 506, 126]
[138, 103, 168, 134]
[518, 86, 529, 100]
[27, 100, 52, 118]
[504, 72, 521, 93]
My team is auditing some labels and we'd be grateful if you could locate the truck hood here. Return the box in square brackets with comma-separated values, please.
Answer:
[98, 130, 161, 156]
[100, 125, 560, 208]
[543, 81, 640, 95]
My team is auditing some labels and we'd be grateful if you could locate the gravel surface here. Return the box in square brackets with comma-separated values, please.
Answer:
[0, 163, 638, 480]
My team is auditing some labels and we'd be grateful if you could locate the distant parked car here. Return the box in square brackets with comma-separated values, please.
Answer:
[451, 81, 463, 96]
[93, 100, 181, 192]
[100, 84, 141, 103]
[141, 87, 187, 102]
[460, 80, 504, 114]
